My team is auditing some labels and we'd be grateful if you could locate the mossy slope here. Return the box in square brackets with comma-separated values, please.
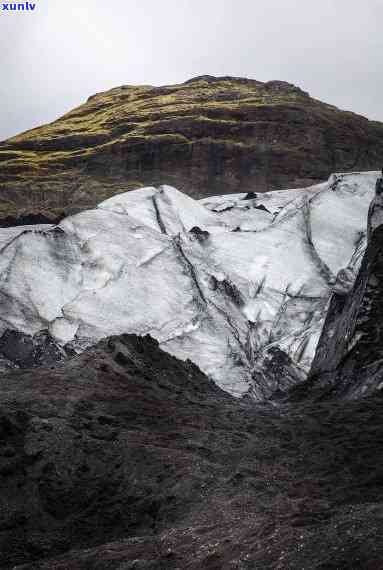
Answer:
[1, 75, 383, 222]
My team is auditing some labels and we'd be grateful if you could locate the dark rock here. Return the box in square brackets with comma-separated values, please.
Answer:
[249, 345, 306, 401]
[2, 334, 383, 568]
[375, 173, 383, 196]
[0, 329, 67, 369]
[0, 213, 63, 228]
[243, 191, 258, 200]
[254, 203, 271, 213]
[207, 275, 244, 307]
[188, 226, 210, 242]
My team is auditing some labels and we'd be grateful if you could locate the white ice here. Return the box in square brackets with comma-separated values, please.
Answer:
[0, 174, 378, 398]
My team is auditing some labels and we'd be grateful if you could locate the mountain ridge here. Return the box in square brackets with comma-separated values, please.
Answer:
[1, 75, 383, 224]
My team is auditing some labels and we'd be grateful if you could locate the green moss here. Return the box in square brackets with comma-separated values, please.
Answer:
[0, 75, 382, 221]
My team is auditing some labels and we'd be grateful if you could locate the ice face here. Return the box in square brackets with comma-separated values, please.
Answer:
[0, 174, 378, 398]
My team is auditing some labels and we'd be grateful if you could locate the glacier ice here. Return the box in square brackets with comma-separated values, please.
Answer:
[0, 173, 378, 399]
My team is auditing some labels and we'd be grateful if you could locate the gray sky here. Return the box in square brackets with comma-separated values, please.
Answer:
[1, 0, 383, 141]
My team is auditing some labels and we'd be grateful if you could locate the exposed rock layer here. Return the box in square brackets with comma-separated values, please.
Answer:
[2, 75, 383, 222]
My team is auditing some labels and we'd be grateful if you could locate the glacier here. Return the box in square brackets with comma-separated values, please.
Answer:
[0, 172, 378, 399]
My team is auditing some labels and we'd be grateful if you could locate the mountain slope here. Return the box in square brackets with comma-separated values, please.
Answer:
[1, 76, 383, 223]
[0, 172, 377, 399]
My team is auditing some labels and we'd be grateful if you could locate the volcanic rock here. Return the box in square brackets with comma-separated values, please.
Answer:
[1, 334, 383, 569]
[0, 329, 67, 369]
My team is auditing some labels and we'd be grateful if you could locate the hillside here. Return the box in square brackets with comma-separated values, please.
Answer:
[1, 76, 383, 223]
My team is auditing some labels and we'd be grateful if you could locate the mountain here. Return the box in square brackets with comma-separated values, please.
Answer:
[3, 333, 383, 569]
[0, 171, 377, 399]
[295, 174, 383, 400]
[3, 84, 383, 567]
[2, 76, 383, 224]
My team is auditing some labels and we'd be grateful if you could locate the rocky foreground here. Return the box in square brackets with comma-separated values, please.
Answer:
[2, 75, 383, 224]
[0, 333, 381, 569]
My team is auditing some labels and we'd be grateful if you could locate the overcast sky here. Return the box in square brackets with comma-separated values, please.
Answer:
[1, 0, 382, 141]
